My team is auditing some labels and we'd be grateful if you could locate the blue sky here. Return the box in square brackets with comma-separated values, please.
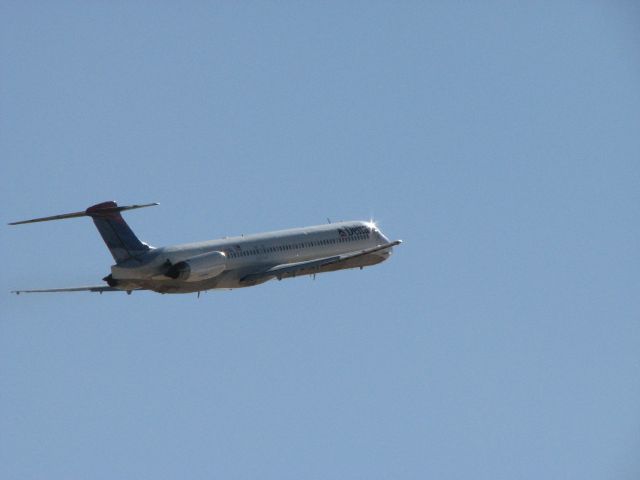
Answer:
[2, 2, 639, 479]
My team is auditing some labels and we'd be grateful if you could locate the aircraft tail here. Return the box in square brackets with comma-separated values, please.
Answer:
[9, 201, 158, 263]
[86, 201, 153, 262]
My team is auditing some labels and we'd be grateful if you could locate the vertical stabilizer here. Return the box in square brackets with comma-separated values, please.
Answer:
[86, 201, 151, 262]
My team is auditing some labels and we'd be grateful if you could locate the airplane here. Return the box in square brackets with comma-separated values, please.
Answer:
[9, 201, 402, 295]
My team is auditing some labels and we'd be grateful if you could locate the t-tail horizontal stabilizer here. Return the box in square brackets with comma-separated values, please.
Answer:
[9, 201, 158, 263]
[8, 202, 158, 225]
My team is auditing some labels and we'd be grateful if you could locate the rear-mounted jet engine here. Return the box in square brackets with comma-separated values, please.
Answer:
[165, 251, 227, 282]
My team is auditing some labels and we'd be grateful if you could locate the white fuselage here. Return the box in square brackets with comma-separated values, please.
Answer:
[110, 221, 393, 293]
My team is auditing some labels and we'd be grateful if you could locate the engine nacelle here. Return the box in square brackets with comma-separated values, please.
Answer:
[165, 251, 227, 282]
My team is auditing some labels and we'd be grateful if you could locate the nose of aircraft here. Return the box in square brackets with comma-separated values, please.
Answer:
[365, 221, 392, 244]
[376, 227, 391, 244]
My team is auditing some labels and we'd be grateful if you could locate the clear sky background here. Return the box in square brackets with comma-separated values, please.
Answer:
[1, 2, 639, 479]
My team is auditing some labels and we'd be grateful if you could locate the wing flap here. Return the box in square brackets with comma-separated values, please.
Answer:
[241, 240, 402, 283]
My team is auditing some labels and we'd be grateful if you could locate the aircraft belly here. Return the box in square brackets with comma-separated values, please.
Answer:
[138, 269, 255, 293]
[276, 252, 388, 281]
[317, 251, 387, 273]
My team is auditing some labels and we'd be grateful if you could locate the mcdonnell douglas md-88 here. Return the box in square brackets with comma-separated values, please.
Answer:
[9, 201, 401, 295]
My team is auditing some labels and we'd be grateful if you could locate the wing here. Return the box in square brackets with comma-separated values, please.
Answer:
[12, 286, 142, 294]
[241, 240, 402, 283]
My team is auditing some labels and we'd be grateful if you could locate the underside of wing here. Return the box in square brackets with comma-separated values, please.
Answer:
[12, 286, 144, 294]
[241, 240, 402, 284]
